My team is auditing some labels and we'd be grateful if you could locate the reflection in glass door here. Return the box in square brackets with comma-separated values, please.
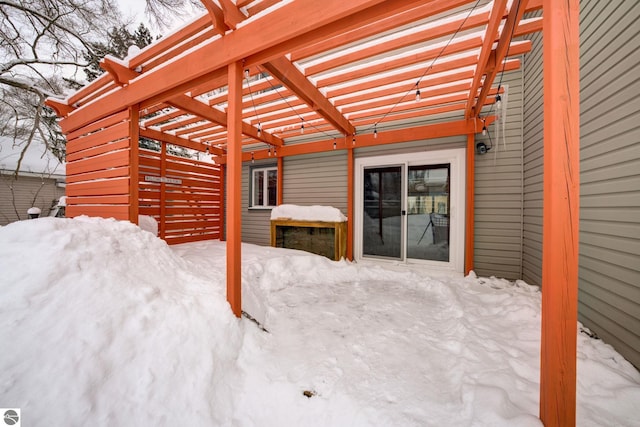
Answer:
[355, 149, 464, 272]
[362, 166, 403, 259]
[406, 164, 450, 262]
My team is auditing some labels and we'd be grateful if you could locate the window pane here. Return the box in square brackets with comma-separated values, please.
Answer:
[407, 164, 450, 261]
[363, 166, 402, 259]
[267, 169, 278, 206]
[254, 170, 264, 206]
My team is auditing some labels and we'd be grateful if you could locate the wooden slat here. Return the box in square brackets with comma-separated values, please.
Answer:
[67, 138, 130, 162]
[165, 233, 220, 245]
[66, 204, 130, 220]
[67, 121, 130, 154]
[69, 195, 130, 205]
[65, 167, 129, 184]
[66, 150, 130, 176]
[67, 177, 130, 196]
[64, 110, 129, 140]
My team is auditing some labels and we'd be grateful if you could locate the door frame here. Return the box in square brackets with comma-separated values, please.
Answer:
[354, 148, 466, 273]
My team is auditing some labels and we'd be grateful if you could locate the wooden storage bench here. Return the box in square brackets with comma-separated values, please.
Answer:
[270, 218, 347, 261]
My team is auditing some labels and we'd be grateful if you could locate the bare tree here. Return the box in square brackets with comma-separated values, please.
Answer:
[0, 0, 202, 174]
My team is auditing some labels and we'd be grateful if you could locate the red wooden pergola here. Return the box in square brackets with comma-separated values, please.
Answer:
[46, 1, 579, 424]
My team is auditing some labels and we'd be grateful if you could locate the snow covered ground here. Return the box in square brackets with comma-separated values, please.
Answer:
[1, 217, 639, 426]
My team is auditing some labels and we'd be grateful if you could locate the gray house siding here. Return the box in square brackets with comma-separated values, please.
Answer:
[578, 0, 640, 368]
[282, 151, 348, 214]
[0, 173, 65, 225]
[522, 29, 544, 287]
[473, 70, 525, 280]
[522, 1, 640, 368]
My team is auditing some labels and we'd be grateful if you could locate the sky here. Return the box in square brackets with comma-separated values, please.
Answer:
[1, 214, 639, 426]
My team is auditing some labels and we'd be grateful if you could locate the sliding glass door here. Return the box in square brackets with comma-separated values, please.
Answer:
[355, 149, 464, 272]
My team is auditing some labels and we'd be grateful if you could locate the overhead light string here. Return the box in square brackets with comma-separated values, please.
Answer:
[256, 64, 344, 142]
[369, 0, 482, 138]
[245, 66, 268, 150]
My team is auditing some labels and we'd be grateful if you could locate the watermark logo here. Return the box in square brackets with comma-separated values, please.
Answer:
[1, 409, 20, 426]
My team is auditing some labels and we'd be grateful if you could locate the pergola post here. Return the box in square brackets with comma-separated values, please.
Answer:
[219, 164, 226, 242]
[226, 61, 243, 317]
[128, 105, 140, 224]
[540, 0, 580, 425]
[347, 146, 354, 260]
[465, 132, 475, 274]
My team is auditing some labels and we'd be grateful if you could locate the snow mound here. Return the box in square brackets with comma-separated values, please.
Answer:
[270, 204, 347, 222]
[0, 217, 242, 426]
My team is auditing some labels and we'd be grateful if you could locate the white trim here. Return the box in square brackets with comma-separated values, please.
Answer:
[354, 148, 466, 273]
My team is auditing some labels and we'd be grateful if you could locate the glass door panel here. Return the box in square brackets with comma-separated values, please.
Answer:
[362, 166, 403, 259]
[406, 164, 450, 262]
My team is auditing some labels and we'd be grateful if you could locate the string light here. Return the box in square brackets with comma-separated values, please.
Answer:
[352, 134, 356, 145]
[374, 125, 378, 139]
[300, 119, 305, 134]
[244, 69, 250, 79]
[274, 147, 277, 156]
[257, 123, 262, 136]
[205, 144, 210, 154]
[415, 88, 421, 102]
[495, 93, 502, 110]
[482, 125, 487, 136]
[268, 147, 272, 156]
[333, 138, 337, 150]
[251, 152, 254, 163]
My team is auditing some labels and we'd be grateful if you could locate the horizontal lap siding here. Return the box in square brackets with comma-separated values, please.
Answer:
[0, 175, 65, 224]
[65, 110, 132, 221]
[473, 70, 525, 280]
[241, 159, 273, 246]
[578, 0, 640, 368]
[522, 26, 544, 287]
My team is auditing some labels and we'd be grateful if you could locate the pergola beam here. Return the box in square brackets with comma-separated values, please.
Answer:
[465, 0, 509, 119]
[262, 57, 355, 136]
[473, 0, 530, 116]
[140, 128, 225, 156]
[167, 95, 284, 147]
[61, 0, 396, 134]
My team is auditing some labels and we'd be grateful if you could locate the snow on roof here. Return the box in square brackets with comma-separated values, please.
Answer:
[0, 135, 66, 177]
[271, 204, 347, 222]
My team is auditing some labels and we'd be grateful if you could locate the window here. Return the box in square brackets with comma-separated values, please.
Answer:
[251, 166, 278, 208]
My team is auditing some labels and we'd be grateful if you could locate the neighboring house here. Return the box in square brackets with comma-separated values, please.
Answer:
[0, 136, 66, 225]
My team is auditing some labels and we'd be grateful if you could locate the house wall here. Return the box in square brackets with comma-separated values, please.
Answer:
[241, 66, 526, 280]
[522, 1, 640, 368]
[0, 173, 65, 225]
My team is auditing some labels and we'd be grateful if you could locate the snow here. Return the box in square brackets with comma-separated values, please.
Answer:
[271, 204, 347, 222]
[0, 135, 65, 176]
[1, 217, 639, 426]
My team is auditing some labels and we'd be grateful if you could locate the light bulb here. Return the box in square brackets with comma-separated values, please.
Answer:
[415, 89, 421, 102]
[482, 126, 487, 136]
[244, 69, 250, 79]
[495, 94, 502, 109]
[374, 127, 378, 139]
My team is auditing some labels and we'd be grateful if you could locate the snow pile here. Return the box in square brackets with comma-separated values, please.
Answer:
[0, 217, 242, 426]
[138, 214, 158, 236]
[270, 204, 347, 222]
[1, 217, 639, 426]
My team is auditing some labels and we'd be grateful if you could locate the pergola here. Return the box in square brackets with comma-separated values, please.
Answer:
[46, 0, 579, 424]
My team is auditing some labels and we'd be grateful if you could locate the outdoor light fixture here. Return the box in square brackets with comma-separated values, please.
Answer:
[333, 138, 337, 150]
[495, 94, 502, 109]
[476, 141, 490, 155]
[415, 88, 421, 102]
[374, 125, 378, 138]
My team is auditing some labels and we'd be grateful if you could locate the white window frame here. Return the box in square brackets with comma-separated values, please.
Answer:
[250, 165, 278, 208]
